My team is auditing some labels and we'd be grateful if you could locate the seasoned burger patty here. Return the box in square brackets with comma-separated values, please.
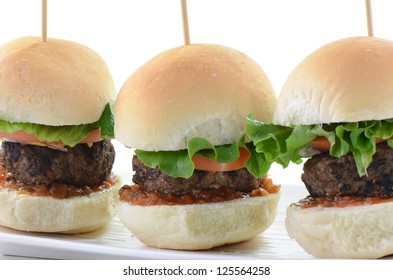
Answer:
[0, 140, 115, 186]
[132, 155, 261, 196]
[302, 142, 393, 198]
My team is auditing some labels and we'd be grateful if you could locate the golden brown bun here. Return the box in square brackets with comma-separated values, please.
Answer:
[0, 178, 121, 234]
[285, 202, 393, 258]
[118, 193, 280, 250]
[274, 36, 393, 126]
[0, 36, 116, 125]
[115, 44, 276, 150]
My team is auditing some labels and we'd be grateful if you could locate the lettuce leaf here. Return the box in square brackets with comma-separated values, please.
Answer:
[135, 135, 268, 178]
[246, 116, 393, 176]
[0, 103, 114, 147]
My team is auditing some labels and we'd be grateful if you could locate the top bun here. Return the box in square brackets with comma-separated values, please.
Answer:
[0, 36, 116, 126]
[274, 36, 393, 126]
[115, 44, 276, 151]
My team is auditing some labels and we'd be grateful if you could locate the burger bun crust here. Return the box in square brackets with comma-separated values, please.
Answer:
[115, 44, 276, 151]
[119, 193, 280, 250]
[0, 179, 120, 234]
[0, 36, 116, 126]
[274, 36, 393, 126]
[286, 202, 393, 258]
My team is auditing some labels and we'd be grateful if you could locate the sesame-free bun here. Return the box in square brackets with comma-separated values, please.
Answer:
[115, 44, 276, 150]
[0, 179, 120, 234]
[118, 193, 280, 250]
[274, 36, 393, 126]
[0, 36, 116, 126]
[285, 201, 393, 259]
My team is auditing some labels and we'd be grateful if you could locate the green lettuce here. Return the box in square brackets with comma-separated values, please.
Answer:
[0, 103, 114, 147]
[135, 135, 268, 178]
[246, 116, 393, 176]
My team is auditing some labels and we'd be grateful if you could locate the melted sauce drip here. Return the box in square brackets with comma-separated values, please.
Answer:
[0, 165, 118, 199]
[119, 176, 280, 206]
[297, 195, 393, 209]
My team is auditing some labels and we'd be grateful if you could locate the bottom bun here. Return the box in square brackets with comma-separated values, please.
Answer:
[118, 192, 280, 250]
[285, 201, 393, 258]
[0, 177, 121, 234]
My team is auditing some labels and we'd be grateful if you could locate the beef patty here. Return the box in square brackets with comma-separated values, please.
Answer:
[302, 142, 393, 198]
[0, 140, 115, 186]
[132, 155, 261, 196]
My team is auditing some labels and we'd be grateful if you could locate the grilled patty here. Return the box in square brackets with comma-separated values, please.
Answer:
[0, 140, 115, 186]
[302, 142, 393, 198]
[132, 155, 261, 196]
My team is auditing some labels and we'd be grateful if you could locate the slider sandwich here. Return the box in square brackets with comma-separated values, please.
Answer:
[0, 37, 120, 234]
[247, 36, 393, 258]
[115, 44, 280, 250]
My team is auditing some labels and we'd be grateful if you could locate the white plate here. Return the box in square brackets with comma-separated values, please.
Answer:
[0, 182, 312, 260]
[0, 147, 313, 260]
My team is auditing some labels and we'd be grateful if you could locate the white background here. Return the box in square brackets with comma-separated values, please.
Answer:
[0, 0, 392, 181]
[2, 0, 393, 93]
[2, 0, 393, 185]
[1, 1, 393, 269]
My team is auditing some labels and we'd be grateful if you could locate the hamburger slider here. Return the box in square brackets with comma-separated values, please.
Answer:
[0, 37, 119, 234]
[114, 44, 280, 250]
[247, 36, 393, 258]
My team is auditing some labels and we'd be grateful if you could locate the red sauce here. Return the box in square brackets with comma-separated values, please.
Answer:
[0, 165, 118, 199]
[298, 195, 393, 209]
[119, 176, 280, 206]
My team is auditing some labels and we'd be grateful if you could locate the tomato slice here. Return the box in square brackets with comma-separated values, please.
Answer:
[192, 147, 250, 172]
[79, 129, 102, 143]
[0, 129, 102, 145]
[309, 136, 331, 152]
[309, 136, 390, 152]
[0, 131, 38, 143]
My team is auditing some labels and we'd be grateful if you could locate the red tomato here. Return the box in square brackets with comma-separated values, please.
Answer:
[192, 147, 250, 172]
[309, 136, 331, 152]
[310, 136, 389, 152]
[79, 129, 102, 143]
[0, 129, 102, 145]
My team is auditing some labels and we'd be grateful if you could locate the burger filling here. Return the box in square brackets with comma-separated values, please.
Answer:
[246, 116, 393, 209]
[0, 140, 116, 198]
[299, 142, 393, 208]
[119, 155, 279, 206]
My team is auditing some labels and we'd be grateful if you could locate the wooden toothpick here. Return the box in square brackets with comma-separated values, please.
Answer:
[365, 0, 374, 36]
[180, 0, 190, 45]
[42, 0, 47, 42]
